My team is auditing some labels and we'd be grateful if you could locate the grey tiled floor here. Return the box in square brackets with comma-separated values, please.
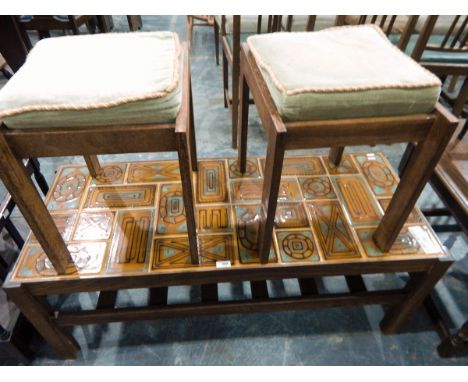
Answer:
[0, 16, 467, 365]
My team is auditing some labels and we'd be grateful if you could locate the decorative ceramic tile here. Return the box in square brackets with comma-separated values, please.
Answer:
[378, 198, 424, 224]
[30, 212, 76, 243]
[84, 185, 156, 209]
[353, 153, 398, 196]
[48, 166, 88, 210]
[15, 242, 106, 279]
[152, 235, 234, 269]
[107, 210, 153, 273]
[299, 176, 336, 200]
[332, 176, 382, 226]
[260, 156, 325, 176]
[275, 203, 309, 229]
[157, 183, 186, 234]
[73, 212, 114, 241]
[197, 160, 228, 203]
[234, 205, 277, 264]
[93, 164, 126, 185]
[231, 178, 301, 203]
[307, 201, 361, 260]
[197, 205, 232, 233]
[127, 161, 180, 183]
[228, 158, 260, 179]
[276, 231, 320, 263]
[356, 225, 441, 257]
[323, 154, 359, 175]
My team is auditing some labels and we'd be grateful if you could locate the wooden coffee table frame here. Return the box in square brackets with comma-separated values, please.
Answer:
[0, 43, 199, 275]
[237, 42, 459, 264]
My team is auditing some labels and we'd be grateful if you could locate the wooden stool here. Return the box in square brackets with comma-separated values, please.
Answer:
[0, 31, 199, 277]
[237, 24, 458, 263]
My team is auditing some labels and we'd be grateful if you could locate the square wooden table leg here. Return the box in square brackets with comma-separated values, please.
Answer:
[328, 146, 345, 167]
[380, 258, 453, 334]
[188, 76, 198, 172]
[374, 105, 458, 252]
[4, 283, 80, 359]
[222, 49, 229, 108]
[257, 130, 286, 263]
[238, 72, 250, 173]
[0, 134, 74, 274]
[83, 154, 102, 178]
[214, 21, 220, 65]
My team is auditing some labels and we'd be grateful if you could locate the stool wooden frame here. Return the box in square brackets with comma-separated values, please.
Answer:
[237, 42, 459, 263]
[0, 43, 199, 276]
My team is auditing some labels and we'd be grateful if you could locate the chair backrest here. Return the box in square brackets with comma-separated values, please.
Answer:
[411, 15, 468, 61]
[219, 15, 279, 36]
[282, 16, 321, 32]
[336, 15, 419, 51]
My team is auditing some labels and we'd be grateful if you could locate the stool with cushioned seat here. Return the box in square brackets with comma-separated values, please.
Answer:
[237, 25, 459, 331]
[0, 31, 199, 273]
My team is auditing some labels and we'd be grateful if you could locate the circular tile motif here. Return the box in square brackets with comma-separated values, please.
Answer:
[362, 161, 394, 188]
[302, 177, 331, 197]
[229, 159, 258, 178]
[96, 165, 123, 183]
[53, 172, 86, 202]
[282, 233, 315, 259]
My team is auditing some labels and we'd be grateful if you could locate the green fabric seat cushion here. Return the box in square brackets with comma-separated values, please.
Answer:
[247, 25, 441, 122]
[215, 15, 271, 34]
[280, 15, 336, 31]
[0, 31, 182, 129]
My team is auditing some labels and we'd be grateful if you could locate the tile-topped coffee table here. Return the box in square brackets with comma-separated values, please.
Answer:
[3, 153, 453, 359]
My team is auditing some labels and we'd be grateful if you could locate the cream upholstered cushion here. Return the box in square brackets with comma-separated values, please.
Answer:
[0, 31, 182, 129]
[247, 25, 441, 122]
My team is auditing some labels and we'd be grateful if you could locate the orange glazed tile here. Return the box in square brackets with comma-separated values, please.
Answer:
[29, 212, 76, 243]
[107, 210, 153, 273]
[307, 200, 361, 260]
[15, 242, 107, 279]
[275, 203, 309, 229]
[84, 185, 156, 209]
[197, 205, 232, 233]
[260, 156, 326, 176]
[356, 225, 440, 257]
[276, 230, 320, 263]
[332, 175, 383, 226]
[378, 198, 424, 224]
[92, 164, 126, 185]
[323, 154, 359, 175]
[73, 211, 115, 241]
[157, 183, 187, 234]
[234, 205, 277, 264]
[231, 178, 302, 203]
[197, 160, 228, 203]
[228, 158, 261, 179]
[47, 166, 88, 210]
[299, 176, 336, 200]
[353, 153, 398, 196]
[152, 234, 235, 269]
[127, 161, 181, 183]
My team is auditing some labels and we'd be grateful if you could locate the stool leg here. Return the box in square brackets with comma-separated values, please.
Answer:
[373, 106, 457, 252]
[214, 22, 220, 65]
[177, 132, 199, 265]
[238, 72, 250, 174]
[4, 283, 80, 359]
[0, 134, 73, 274]
[328, 146, 345, 167]
[231, 16, 240, 149]
[380, 259, 452, 334]
[222, 49, 229, 108]
[84, 155, 102, 178]
[30, 158, 49, 195]
[257, 131, 285, 263]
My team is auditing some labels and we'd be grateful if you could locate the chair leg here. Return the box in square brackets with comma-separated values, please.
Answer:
[257, 131, 286, 263]
[380, 259, 453, 334]
[4, 283, 80, 359]
[188, 76, 198, 172]
[397, 142, 417, 177]
[30, 157, 49, 196]
[4, 218, 25, 249]
[214, 22, 220, 65]
[373, 106, 457, 252]
[238, 72, 250, 173]
[222, 49, 229, 108]
[186, 16, 194, 43]
[176, 131, 199, 265]
[328, 146, 345, 167]
[84, 155, 102, 178]
[0, 134, 73, 274]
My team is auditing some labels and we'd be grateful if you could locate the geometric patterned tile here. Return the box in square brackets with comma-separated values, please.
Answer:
[92, 163, 126, 185]
[276, 230, 320, 263]
[30, 212, 77, 243]
[275, 202, 309, 229]
[84, 185, 156, 209]
[231, 178, 302, 203]
[197, 205, 232, 233]
[127, 161, 181, 183]
[353, 153, 398, 196]
[47, 166, 88, 210]
[228, 158, 261, 179]
[323, 154, 359, 175]
[378, 198, 424, 224]
[73, 211, 114, 241]
[299, 176, 336, 200]
[157, 183, 186, 234]
[260, 156, 325, 176]
[197, 160, 228, 203]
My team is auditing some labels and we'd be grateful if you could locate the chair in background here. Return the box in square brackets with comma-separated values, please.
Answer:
[280, 15, 337, 32]
[187, 15, 215, 44]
